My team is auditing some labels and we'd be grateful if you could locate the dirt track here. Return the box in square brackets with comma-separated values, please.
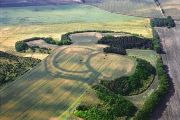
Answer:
[152, 21, 180, 120]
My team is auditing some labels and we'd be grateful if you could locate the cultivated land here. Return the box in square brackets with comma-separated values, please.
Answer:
[159, 0, 180, 20]
[85, 0, 163, 18]
[0, 44, 137, 120]
[151, 21, 180, 120]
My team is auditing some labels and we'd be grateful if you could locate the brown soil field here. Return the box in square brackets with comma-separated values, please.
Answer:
[151, 21, 180, 120]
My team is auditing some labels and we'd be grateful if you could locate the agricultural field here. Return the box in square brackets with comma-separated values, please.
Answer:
[0, 4, 152, 58]
[0, 45, 137, 120]
[159, 0, 180, 20]
[85, 0, 163, 18]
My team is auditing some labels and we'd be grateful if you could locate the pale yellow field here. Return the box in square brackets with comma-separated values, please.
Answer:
[0, 19, 152, 58]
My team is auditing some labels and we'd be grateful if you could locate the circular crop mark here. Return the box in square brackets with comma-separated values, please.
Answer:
[88, 52, 136, 80]
[53, 46, 94, 73]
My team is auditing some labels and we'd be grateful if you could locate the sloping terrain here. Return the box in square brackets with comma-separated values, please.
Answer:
[152, 21, 180, 120]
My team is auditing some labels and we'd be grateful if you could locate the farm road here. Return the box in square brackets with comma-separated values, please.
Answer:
[152, 21, 180, 120]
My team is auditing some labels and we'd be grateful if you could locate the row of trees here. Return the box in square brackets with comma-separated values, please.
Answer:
[100, 59, 156, 95]
[0, 51, 41, 85]
[74, 85, 137, 120]
[152, 28, 162, 53]
[134, 58, 169, 120]
[98, 35, 152, 55]
[151, 16, 175, 28]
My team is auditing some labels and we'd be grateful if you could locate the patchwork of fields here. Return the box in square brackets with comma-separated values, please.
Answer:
[1, 1, 174, 119]
[0, 4, 152, 59]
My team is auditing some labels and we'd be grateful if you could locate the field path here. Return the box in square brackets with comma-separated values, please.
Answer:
[152, 21, 180, 120]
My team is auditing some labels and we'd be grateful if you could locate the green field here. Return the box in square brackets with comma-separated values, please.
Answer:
[0, 4, 145, 25]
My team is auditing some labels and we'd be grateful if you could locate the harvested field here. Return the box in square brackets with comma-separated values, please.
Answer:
[159, 0, 180, 20]
[85, 0, 163, 18]
[69, 32, 133, 45]
[151, 21, 180, 120]
[26, 39, 58, 50]
[69, 32, 103, 44]
[0, 45, 136, 120]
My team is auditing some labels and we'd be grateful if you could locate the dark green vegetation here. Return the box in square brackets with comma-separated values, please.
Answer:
[134, 58, 169, 120]
[75, 85, 137, 120]
[100, 59, 156, 95]
[15, 41, 29, 52]
[0, 51, 41, 85]
[98, 35, 152, 55]
[152, 28, 162, 53]
[151, 16, 175, 28]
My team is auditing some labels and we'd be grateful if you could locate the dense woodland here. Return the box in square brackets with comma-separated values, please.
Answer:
[151, 16, 175, 28]
[0, 51, 41, 85]
[98, 35, 152, 55]
[75, 85, 137, 120]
